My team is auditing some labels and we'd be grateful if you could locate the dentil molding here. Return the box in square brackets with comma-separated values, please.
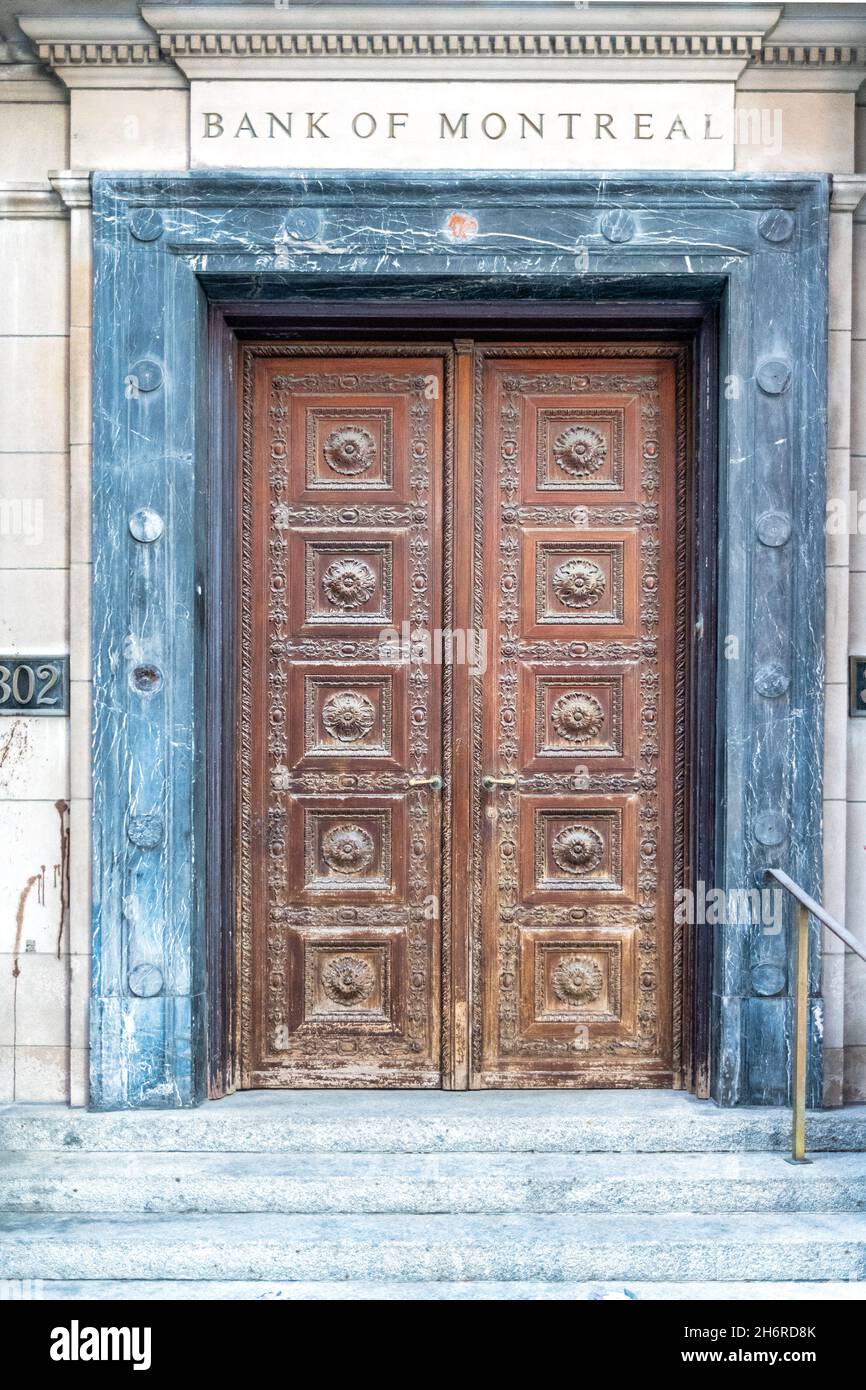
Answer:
[17, 16, 186, 89]
[13, 3, 866, 90]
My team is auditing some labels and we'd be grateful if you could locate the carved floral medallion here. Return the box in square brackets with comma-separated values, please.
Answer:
[552, 955, 605, 1006]
[551, 691, 605, 744]
[321, 955, 376, 1006]
[551, 823, 605, 875]
[323, 425, 377, 476]
[553, 424, 607, 478]
[321, 691, 376, 743]
[552, 558, 606, 610]
[321, 823, 375, 875]
[322, 558, 377, 610]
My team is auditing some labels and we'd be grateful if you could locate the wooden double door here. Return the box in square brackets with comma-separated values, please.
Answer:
[240, 340, 685, 1089]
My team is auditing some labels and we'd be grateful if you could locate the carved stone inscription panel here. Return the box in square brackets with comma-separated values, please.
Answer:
[242, 351, 445, 1086]
[474, 352, 683, 1086]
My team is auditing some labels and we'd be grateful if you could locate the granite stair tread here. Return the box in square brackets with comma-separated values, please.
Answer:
[32, 1279, 866, 1301]
[1, 1149, 865, 1214]
[2, 1091, 866, 1152]
[2, 1211, 866, 1282]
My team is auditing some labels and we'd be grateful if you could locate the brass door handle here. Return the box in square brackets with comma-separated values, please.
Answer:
[408, 774, 443, 791]
[481, 773, 518, 791]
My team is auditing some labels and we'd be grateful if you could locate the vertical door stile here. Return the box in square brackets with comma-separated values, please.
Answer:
[446, 339, 476, 1088]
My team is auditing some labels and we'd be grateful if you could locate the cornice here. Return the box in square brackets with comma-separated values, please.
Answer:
[741, 8, 866, 89]
[741, 44, 866, 91]
[15, 4, 866, 92]
[0, 39, 65, 102]
[142, 4, 774, 81]
[830, 174, 866, 217]
[49, 170, 92, 211]
[17, 16, 186, 89]
[0, 182, 66, 219]
[0, 62, 65, 102]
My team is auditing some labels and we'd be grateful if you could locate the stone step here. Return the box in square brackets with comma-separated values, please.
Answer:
[30, 1279, 866, 1301]
[2, 1212, 866, 1282]
[3, 1150, 866, 1215]
[3, 1091, 866, 1153]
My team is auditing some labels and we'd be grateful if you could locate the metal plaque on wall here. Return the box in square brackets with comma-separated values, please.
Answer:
[0, 656, 69, 715]
[850, 656, 866, 717]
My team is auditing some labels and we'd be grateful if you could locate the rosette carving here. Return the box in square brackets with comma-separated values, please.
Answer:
[322, 955, 375, 1006]
[322, 691, 375, 743]
[321, 823, 375, 875]
[553, 424, 607, 477]
[552, 823, 605, 875]
[551, 691, 605, 744]
[323, 426, 376, 476]
[552, 558, 606, 610]
[322, 558, 376, 610]
[553, 956, 604, 1006]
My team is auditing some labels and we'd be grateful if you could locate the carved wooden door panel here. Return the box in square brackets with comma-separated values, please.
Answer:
[473, 349, 683, 1087]
[241, 349, 447, 1087]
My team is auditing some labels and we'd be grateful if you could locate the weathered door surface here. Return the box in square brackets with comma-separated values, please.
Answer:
[241, 349, 447, 1086]
[472, 350, 683, 1087]
[240, 342, 684, 1089]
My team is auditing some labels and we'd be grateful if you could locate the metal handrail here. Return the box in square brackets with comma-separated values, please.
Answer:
[765, 867, 866, 1162]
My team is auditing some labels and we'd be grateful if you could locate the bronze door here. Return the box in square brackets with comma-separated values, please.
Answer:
[240, 342, 685, 1089]
[473, 350, 683, 1087]
[241, 349, 448, 1086]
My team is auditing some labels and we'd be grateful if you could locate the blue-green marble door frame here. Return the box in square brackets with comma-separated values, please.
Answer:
[90, 171, 828, 1108]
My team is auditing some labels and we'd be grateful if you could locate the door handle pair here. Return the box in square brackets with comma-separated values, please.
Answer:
[410, 773, 516, 792]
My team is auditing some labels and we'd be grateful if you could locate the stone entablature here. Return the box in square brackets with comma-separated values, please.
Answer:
[12, 5, 866, 88]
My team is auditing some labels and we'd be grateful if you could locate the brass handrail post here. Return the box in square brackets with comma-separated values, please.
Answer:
[764, 866, 866, 1163]
[790, 901, 810, 1164]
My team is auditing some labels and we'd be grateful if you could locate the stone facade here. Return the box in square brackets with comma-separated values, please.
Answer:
[2, 2, 866, 1106]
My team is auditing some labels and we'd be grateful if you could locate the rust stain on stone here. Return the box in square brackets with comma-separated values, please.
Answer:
[12, 874, 40, 977]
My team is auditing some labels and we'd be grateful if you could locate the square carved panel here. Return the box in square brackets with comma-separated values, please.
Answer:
[521, 663, 640, 773]
[521, 530, 638, 639]
[515, 387, 643, 508]
[535, 807, 622, 891]
[284, 378, 419, 505]
[289, 796, 408, 903]
[304, 942, 391, 1021]
[516, 924, 637, 1040]
[536, 540, 623, 625]
[534, 672, 624, 759]
[287, 662, 408, 770]
[305, 808, 392, 892]
[535, 407, 625, 492]
[304, 674, 393, 759]
[534, 940, 623, 1023]
[301, 537, 394, 628]
[270, 924, 410, 1050]
[519, 795, 638, 902]
[304, 407, 394, 492]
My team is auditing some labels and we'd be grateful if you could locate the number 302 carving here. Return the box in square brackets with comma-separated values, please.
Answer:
[0, 657, 69, 716]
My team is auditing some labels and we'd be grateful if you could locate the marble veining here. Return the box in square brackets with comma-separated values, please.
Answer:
[90, 170, 828, 1108]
